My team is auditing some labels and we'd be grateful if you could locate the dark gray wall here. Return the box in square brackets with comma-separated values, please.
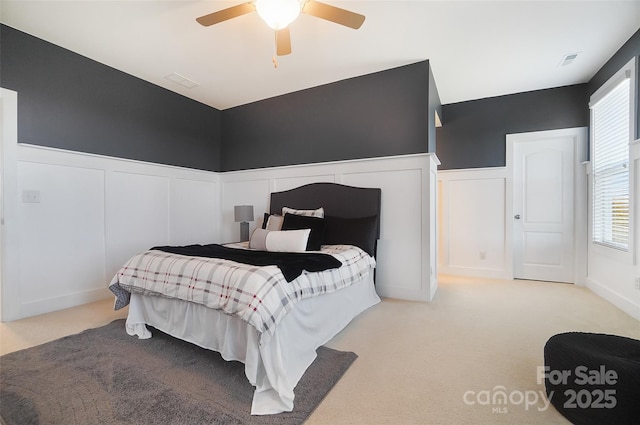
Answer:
[436, 28, 640, 171]
[0, 25, 222, 172]
[435, 84, 589, 170]
[2, 26, 435, 172]
[428, 64, 442, 154]
[6, 22, 634, 174]
[588, 28, 640, 140]
[221, 61, 433, 171]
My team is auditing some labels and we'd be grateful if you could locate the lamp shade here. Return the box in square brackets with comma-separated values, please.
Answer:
[234, 205, 254, 223]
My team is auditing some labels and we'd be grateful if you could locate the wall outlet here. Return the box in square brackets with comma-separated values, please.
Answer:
[635, 277, 640, 291]
[22, 190, 40, 203]
[479, 251, 486, 260]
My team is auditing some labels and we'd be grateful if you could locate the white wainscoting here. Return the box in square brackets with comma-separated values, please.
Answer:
[17, 161, 107, 314]
[438, 167, 511, 279]
[221, 154, 440, 302]
[6, 146, 219, 321]
[1, 91, 220, 321]
[2, 147, 438, 320]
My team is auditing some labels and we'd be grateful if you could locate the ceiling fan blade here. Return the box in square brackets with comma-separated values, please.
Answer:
[302, 0, 365, 29]
[276, 28, 292, 56]
[196, 2, 256, 26]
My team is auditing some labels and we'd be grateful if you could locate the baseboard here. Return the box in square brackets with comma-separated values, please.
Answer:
[376, 286, 433, 302]
[585, 278, 640, 321]
[438, 265, 511, 280]
[16, 287, 113, 321]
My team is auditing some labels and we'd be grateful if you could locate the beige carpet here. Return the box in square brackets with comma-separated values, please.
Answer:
[2, 276, 639, 424]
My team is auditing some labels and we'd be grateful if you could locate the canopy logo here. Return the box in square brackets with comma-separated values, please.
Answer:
[462, 386, 552, 413]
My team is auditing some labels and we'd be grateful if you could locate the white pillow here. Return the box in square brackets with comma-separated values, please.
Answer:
[249, 228, 311, 253]
[267, 229, 310, 252]
[282, 206, 325, 218]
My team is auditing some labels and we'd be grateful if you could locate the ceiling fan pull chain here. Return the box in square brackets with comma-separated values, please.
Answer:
[272, 32, 279, 68]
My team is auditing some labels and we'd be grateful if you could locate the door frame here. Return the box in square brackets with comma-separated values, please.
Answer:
[0, 88, 20, 321]
[505, 127, 589, 285]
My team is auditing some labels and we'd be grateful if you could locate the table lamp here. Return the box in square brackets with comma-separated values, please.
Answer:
[234, 205, 254, 242]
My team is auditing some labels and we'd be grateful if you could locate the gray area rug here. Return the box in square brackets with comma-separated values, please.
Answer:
[0, 319, 357, 425]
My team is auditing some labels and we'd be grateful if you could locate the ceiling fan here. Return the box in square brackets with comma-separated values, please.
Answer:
[196, 0, 365, 57]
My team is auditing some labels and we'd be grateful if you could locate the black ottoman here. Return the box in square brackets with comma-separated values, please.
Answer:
[543, 332, 640, 425]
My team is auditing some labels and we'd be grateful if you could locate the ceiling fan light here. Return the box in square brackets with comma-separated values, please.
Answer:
[256, 0, 301, 30]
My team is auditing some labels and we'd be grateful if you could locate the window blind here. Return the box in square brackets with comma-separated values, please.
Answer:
[590, 76, 630, 250]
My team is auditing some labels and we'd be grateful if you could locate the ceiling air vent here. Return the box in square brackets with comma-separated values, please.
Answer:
[165, 73, 199, 89]
[559, 53, 580, 67]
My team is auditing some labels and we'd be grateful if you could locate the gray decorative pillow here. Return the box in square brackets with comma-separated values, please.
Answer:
[249, 228, 270, 250]
[261, 213, 284, 230]
[282, 206, 324, 218]
[266, 214, 284, 230]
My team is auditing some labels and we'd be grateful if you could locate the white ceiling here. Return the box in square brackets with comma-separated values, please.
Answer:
[1, 0, 639, 110]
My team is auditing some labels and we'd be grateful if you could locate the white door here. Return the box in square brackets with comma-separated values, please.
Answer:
[511, 133, 575, 283]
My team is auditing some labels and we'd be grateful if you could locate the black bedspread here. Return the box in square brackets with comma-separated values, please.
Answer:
[151, 244, 342, 282]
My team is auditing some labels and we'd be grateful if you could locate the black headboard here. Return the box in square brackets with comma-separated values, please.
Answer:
[270, 182, 382, 241]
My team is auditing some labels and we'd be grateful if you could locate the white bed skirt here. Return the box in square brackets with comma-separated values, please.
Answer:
[125, 270, 380, 415]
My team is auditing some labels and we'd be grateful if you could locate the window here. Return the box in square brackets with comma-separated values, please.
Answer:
[590, 63, 633, 251]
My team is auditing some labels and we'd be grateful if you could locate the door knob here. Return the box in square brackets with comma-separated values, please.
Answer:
[514, 214, 521, 219]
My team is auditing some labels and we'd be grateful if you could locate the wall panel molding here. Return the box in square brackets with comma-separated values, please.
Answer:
[221, 154, 440, 302]
[1, 129, 220, 321]
[2, 138, 439, 320]
[438, 167, 511, 279]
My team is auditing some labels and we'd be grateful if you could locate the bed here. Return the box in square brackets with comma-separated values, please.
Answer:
[108, 182, 382, 415]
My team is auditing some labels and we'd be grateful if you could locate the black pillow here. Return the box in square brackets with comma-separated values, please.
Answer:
[261, 212, 270, 229]
[281, 213, 326, 251]
[323, 215, 378, 256]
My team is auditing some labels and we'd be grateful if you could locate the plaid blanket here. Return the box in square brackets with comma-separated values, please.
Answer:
[109, 245, 375, 344]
